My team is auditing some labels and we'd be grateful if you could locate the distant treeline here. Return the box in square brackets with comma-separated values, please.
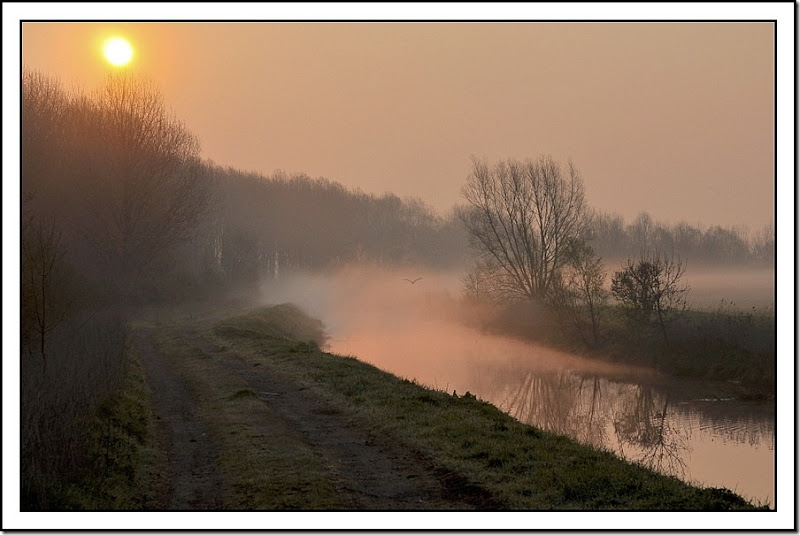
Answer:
[23, 69, 773, 310]
[588, 211, 774, 267]
[182, 165, 468, 292]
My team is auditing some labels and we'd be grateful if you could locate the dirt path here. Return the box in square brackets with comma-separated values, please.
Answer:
[134, 330, 224, 510]
[133, 325, 484, 510]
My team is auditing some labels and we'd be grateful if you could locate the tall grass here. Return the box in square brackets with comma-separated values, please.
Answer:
[21, 308, 128, 509]
[667, 301, 775, 394]
[471, 298, 775, 398]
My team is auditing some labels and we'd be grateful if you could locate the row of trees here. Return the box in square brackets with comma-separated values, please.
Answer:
[185, 166, 467, 291]
[589, 211, 774, 266]
[22, 70, 211, 507]
[23, 70, 469, 307]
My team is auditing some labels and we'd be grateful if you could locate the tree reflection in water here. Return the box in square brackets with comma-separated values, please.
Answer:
[474, 366, 692, 478]
[493, 369, 611, 450]
[613, 386, 691, 478]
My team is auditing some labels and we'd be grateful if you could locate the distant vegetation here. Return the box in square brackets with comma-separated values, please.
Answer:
[20, 69, 775, 508]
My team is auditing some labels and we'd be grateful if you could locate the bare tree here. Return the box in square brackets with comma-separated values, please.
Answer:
[22, 70, 71, 221]
[460, 155, 588, 301]
[461, 258, 504, 303]
[628, 212, 656, 256]
[78, 73, 210, 291]
[548, 242, 609, 347]
[22, 217, 75, 373]
[611, 253, 689, 347]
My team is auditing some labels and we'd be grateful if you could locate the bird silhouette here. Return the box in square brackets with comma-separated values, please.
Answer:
[404, 277, 423, 284]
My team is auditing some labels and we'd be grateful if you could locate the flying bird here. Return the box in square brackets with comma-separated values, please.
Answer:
[404, 277, 423, 284]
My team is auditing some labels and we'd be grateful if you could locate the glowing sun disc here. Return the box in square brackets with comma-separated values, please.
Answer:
[103, 37, 134, 66]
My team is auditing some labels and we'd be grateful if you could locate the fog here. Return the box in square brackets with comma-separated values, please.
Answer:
[259, 264, 653, 388]
[15, 13, 783, 517]
[682, 265, 775, 309]
[260, 262, 774, 384]
[20, 19, 775, 230]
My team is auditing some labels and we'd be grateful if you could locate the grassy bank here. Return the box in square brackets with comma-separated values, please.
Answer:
[205, 304, 764, 510]
[475, 300, 775, 399]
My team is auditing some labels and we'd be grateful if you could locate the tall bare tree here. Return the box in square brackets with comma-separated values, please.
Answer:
[22, 217, 75, 373]
[78, 74, 210, 290]
[460, 155, 588, 301]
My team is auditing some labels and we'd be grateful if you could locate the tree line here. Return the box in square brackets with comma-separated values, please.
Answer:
[183, 165, 467, 294]
[589, 210, 774, 267]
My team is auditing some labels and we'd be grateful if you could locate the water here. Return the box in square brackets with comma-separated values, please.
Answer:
[331, 332, 775, 506]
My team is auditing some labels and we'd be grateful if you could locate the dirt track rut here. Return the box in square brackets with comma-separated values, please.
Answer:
[134, 330, 224, 510]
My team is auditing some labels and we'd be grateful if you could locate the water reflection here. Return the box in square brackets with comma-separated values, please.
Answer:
[613, 388, 690, 478]
[486, 369, 610, 450]
[465, 362, 773, 503]
[330, 314, 774, 504]
[478, 368, 691, 477]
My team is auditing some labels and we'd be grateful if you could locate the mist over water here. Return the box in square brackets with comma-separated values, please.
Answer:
[259, 264, 648, 386]
[259, 263, 775, 374]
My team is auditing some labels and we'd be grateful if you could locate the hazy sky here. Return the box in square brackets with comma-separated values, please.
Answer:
[21, 19, 775, 229]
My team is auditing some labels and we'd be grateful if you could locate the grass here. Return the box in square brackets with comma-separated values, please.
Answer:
[20, 311, 132, 510]
[666, 303, 775, 394]
[150, 327, 344, 510]
[55, 340, 168, 510]
[34, 302, 770, 511]
[205, 304, 766, 510]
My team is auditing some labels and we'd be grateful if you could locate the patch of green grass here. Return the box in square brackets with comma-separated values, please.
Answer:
[151, 329, 343, 510]
[213, 303, 327, 346]
[208, 305, 766, 511]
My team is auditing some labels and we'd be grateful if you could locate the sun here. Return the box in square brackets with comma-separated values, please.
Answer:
[103, 37, 134, 67]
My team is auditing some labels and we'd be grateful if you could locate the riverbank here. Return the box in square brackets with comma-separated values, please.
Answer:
[472, 299, 775, 400]
[52, 303, 766, 511]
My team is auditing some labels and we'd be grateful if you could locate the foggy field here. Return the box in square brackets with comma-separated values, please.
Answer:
[682, 265, 775, 309]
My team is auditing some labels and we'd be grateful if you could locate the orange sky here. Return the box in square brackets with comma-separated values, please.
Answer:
[20, 20, 775, 229]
